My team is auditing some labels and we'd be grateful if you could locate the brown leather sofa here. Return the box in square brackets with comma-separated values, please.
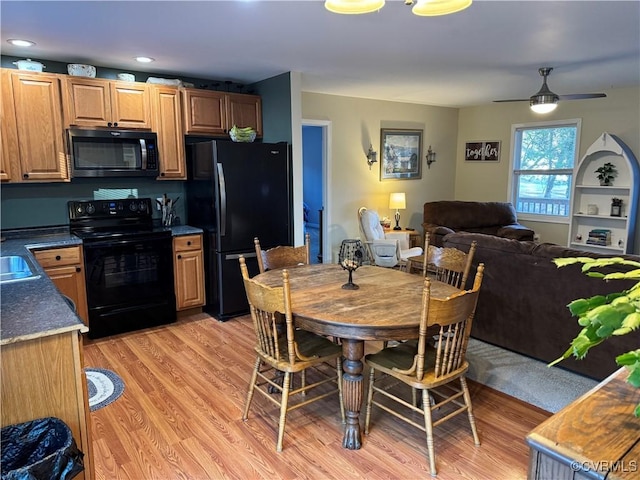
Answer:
[443, 232, 640, 381]
[422, 201, 534, 246]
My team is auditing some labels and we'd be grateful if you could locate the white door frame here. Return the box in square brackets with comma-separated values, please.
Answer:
[302, 119, 332, 263]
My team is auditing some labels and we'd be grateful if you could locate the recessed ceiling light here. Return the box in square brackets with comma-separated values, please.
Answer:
[7, 39, 35, 47]
[135, 56, 155, 63]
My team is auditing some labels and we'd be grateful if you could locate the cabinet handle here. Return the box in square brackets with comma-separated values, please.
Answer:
[107, 122, 112, 127]
[187, 241, 192, 246]
[160, 172, 165, 177]
[177, 254, 182, 260]
[76, 267, 81, 273]
[55, 255, 61, 261]
[114, 122, 118, 127]
[23, 173, 29, 179]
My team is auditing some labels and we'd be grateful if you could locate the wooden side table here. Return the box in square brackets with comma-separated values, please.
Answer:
[526, 367, 640, 479]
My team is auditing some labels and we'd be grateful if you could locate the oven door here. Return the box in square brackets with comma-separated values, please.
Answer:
[83, 234, 176, 338]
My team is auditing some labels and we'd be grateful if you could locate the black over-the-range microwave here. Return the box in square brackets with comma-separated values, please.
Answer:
[67, 128, 160, 178]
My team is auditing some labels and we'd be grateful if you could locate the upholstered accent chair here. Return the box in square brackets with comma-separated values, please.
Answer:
[358, 207, 422, 269]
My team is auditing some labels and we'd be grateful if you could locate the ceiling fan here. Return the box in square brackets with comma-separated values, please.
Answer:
[494, 67, 607, 113]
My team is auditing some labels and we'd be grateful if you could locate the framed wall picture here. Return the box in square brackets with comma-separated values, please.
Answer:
[380, 129, 422, 180]
[465, 141, 501, 162]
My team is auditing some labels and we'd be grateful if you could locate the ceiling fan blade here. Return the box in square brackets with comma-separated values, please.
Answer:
[558, 93, 607, 100]
[493, 98, 529, 103]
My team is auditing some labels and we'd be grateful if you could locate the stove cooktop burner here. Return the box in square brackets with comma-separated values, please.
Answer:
[68, 198, 169, 241]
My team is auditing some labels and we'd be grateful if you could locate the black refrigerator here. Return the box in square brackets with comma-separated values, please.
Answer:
[185, 140, 292, 320]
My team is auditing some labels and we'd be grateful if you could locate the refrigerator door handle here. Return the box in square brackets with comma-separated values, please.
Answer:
[217, 163, 227, 236]
[225, 252, 257, 260]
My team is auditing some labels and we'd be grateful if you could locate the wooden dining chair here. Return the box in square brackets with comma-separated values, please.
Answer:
[419, 235, 477, 290]
[238, 256, 345, 452]
[254, 232, 311, 274]
[364, 264, 485, 477]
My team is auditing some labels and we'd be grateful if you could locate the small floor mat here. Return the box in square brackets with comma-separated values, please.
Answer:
[85, 368, 125, 412]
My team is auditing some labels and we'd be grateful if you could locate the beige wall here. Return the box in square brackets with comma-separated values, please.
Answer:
[302, 92, 458, 261]
[301, 86, 640, 259]
[456, 86, 640, 247]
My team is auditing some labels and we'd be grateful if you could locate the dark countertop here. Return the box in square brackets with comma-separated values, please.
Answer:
[0, 225, 203, 345]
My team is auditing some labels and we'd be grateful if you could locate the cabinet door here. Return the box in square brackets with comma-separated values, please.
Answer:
[63, 77, 111, 127]
[173, 235, 205, 310]
[11, 72, 68, 181]
[0, 70, 17, 181]
[44, 264, 89, 325]
[227, 93, 263, 137]
[110, 82, 151, 129]
[151, 86, 186, 179]
[33, 246, 89, 324]
[182, 89, 226, 135]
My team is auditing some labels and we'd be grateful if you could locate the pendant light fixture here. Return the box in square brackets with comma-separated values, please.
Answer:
[411, 0, 472, 16]
[324, 0, 385, 14]
[325, 0, 472, 16]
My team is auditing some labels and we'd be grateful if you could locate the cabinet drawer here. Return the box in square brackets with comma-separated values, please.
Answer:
[33, 246, 82, 267]
[173, 235, 202, 252]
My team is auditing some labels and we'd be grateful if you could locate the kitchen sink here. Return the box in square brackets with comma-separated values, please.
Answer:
[0, 255, 41, 284]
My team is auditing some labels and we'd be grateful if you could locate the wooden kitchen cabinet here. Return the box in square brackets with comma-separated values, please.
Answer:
[0, 69, 69, 182]
[63, 77, 151, 129]
[1, 331, 93, 480]
[182, 88, 262, 137]
[173, 234, 205, 310]
[150, 85, 186, 179]
[33, 246, 89, 325]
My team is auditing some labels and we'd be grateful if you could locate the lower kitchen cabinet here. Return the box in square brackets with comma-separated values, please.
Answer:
[1, 330, 93, 480]
[32, 246, 89, 324]
[173, 234, 205, 310]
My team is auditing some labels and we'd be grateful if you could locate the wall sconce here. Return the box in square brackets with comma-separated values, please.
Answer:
[426, 145, 436, 169]
[366, 144, 378, 170]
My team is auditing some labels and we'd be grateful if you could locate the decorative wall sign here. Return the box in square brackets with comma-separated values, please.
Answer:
[380, 129, 422, 180]
[465, 141, 501, 162]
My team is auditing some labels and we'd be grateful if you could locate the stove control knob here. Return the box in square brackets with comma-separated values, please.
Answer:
[129, 202, 138, 212]
[138, 202, 147, 212]
[86, 204, 95, 215]
[75, 204, 85, 215]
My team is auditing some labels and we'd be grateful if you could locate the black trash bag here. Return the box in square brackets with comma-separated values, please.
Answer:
[1, 417, 84, 480]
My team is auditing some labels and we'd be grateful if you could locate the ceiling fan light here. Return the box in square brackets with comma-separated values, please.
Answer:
[412, 0, 472, 16]
[530, 95, 558, 114]
[325, 0, 385, 14]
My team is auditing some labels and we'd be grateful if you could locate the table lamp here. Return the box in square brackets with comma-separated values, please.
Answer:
[389, 192, 406, 230]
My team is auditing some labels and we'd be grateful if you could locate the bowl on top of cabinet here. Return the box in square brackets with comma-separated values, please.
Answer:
[67, 64, 96, 77]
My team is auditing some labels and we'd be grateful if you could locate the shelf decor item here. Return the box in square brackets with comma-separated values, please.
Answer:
[611, 198, 623, 217]
[594, 162, 617, 186]
[338, 239, 365, 290]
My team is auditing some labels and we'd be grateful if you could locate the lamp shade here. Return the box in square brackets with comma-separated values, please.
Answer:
[389, 192, 406, 210]
[412, 0, 472, 16]
[325, 0, 385, 14]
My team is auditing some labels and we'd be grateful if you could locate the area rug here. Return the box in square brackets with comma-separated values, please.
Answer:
[85, 368, 125, 412]
[465, 338, 598, 413]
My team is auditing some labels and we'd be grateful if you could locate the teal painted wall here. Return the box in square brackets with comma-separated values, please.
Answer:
[253, 72, 292, 144]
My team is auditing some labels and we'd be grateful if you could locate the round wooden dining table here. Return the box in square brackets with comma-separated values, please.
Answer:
[253, 263, 461, 450]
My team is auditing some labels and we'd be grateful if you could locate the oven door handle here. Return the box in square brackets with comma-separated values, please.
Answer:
[82, 234, 170, 249]
[217, 163, 226, 237]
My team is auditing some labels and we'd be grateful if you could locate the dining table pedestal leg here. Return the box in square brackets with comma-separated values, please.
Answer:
[341, 338, 364, 449]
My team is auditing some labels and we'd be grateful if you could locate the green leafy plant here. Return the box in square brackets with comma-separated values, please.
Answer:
[594, 162, 618, 185]
[550, 256, 640, 416]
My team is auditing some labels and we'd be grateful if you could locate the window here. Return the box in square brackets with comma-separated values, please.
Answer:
[510, 119, 581, 222]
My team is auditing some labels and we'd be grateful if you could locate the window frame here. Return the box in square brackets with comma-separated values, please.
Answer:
[508, 118, 582, 224]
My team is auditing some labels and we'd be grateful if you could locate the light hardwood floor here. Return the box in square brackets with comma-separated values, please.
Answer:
[83, 312, 550, 479]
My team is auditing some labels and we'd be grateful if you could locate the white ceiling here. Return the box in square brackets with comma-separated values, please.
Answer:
[1, 0, 639, 108]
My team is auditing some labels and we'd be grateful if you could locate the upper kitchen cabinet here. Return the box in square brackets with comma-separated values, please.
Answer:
[1, 69, 69, 182]
[63, 77, 152, 129]
[227, 93, 262, 137]
[182, 88, 262, 137]
[150, 85, 186, 179]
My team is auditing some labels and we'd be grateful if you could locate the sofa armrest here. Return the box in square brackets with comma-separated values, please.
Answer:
[422, 224, 454, 246]
[497, 224, 535, 241]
